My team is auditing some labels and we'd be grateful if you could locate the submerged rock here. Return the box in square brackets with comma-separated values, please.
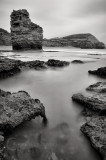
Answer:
[0, 89, 46, 132]
[72, 82, 106, 159]
[0, 58, 70, 79]
[88, 67, 106, 78]
[46, 59, 70, 67]
[71, 60, 84, 64]
[10, 9, 43, 50]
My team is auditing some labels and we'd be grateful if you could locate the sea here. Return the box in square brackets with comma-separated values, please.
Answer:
[0, 46, 106, 160]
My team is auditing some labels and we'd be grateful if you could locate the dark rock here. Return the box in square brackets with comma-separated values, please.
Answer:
[0, 58, 21, 79]
[0, 89, 46, 132]
[72, 82, 106, 159]
[88, 67, 106, 78]
[72, 93, 106, 113]
[46, 59, 70, 67]
[71, 60, 84, 64]
[81, 116, 106, 160]
[86, 82, 106, 93]
[43, 33, 105, 49]
[0, 58, 70, 79]
[10, 9, 43, 50]
[0, 28, 11, 46]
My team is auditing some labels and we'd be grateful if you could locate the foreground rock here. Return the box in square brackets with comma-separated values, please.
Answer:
[72, 82, 106, 160]
[0, 58, 70, 79]
[88, 67, 106, 78]
[0, 28, 11, 46]
[0, 89, 46, 132]
[11, 9, 43, 50]
[0, 89, 47, 159]
[43, 33, 105, 49]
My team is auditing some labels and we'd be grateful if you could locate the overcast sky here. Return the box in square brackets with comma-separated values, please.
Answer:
[0, 0, 106, 42]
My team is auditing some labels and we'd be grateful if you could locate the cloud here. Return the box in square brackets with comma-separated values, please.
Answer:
[0, 0, 106, 43]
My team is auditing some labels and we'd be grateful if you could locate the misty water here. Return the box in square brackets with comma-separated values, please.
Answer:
[0, 47, 106, 160]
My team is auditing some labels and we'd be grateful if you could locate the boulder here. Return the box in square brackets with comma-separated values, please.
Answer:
[10, 9, 43, 50]
[46, 59, 70, 67]
[86, 82, 106, 93]
[88, 67, 106, 78]
[0, 89, 46, 132]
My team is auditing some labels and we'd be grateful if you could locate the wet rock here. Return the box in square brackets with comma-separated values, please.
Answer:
[46, 59, 70, 67]
[86, 82, 106, 93]
[88, 67, 106, 78]
[71, 60, 84, 64]
[0, 89, 46, 132]
[0, 58, 21, 79]
[72, 82, 106, 159]
[72, 93, 106, 113]
[10, 9, 43, 50]
[0, 58, 70, 79]
[81, 116, 106, 160]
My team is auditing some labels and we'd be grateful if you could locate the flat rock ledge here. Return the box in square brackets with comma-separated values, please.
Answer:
[71, 60, 84, 64]
[0, 89, 47, 159]
[88, 66, 106, 78]
[72, 82, 106, 160]
[0, 58, 70, 79]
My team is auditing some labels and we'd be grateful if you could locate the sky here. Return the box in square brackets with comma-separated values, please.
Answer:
[0, 0, 106, 43]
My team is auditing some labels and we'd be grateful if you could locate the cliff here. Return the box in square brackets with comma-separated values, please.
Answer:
[10, 9, 43, 50]
[0, 28, 11, 46]
[43, 33, 105, 49]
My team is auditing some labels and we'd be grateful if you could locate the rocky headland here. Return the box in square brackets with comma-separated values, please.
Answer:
[10, 9, 43, 50]
[0, 58, 70, 79]
[88, 66, 106, 78]
[43, 33, 105, 49]
[0, 28, 11, 46]
[72, 82, 106, 160]
[0, 89, 47, 159]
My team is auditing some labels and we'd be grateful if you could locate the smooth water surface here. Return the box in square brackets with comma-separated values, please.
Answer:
[0, 47, 106, 160]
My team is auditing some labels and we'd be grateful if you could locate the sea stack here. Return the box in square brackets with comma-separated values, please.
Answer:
[10, 9, 43, 50]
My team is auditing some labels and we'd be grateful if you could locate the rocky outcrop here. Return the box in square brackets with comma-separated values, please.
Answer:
[43, 33, 105, 49]
[0, 28, 11, 46]
[0, 89, 46, 132]
[86, 82, 106, 93]
[88, 67, 106, 78]
[0, 89, 47, 159]
[46, 59, 70, 67]
[0, 58, 70, 79]
[72, 82, 106, 160]
[10, 9, 43, 50]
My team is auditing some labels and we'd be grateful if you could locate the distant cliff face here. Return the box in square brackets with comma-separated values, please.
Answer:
[0, 28, 11, 46]
[10, 9, 43, 50]
[43, 33, 105, 49]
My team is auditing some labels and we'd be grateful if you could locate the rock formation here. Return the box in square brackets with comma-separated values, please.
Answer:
[88, 66, 106, 78]
[0, 58, 70, 79]
[10, 9, 43, 50]
[43, 33, 105, 49]
[0, 28, 11, 46]
[72, 82, 106, 160]
[0, 89, 47, 159]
